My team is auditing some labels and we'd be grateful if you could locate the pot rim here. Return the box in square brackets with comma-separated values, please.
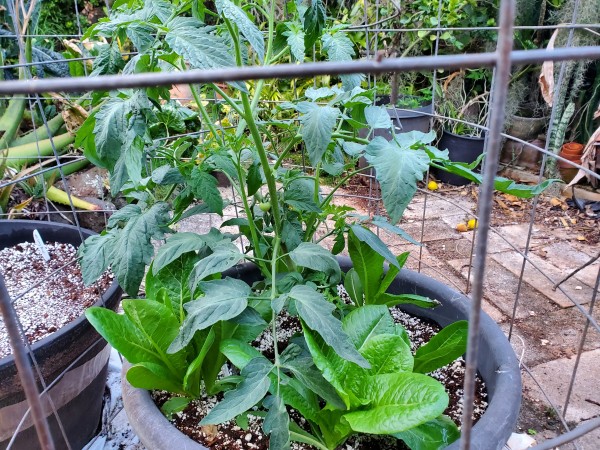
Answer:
[122, 260, 521, 450]
[0, 220, 122, 369]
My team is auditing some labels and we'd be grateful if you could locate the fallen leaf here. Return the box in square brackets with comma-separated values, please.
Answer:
[576, 235, 587, 241]
[456, 223, 469, 232]
[201, 425, 219, 441]
[503, 194, 520, 202]
[559, 217, 570, 228]
[550, 197, 563, 207]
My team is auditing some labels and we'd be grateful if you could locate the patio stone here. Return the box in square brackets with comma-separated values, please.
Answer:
[490, 250, 597, 308]
[524, 349, 600, 423]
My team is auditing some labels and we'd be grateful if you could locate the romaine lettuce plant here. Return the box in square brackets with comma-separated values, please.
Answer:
[78, 1, 554, 449]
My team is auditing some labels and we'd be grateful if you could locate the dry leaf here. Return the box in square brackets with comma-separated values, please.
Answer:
[567, 124, 600, 188]
[576, 235, 587, 241]
[539, 28, 560, 107]
[201, 425, 219, 442]
[503, 194, 520, 203]
[550, 197, 562, 207]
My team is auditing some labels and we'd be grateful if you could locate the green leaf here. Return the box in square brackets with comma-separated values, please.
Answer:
[289, 243, 340, 283]
[169, 278, 250, 353]
[126, 22, 155, 53]
[153, 232, 206, 275]
[263, 396, 291, 450]
[229, 307, 268, 342]
[350, 225, 400, 271]
[289, 285, 368, 368]
[220, 339, 265, 370]
[201, 358, 273, 424]
[282, 351, 345, 410]
[298, 103, 340, 167]
[183, 328, 215, 396]
[321, 30, 363, 91]
[360, 334, 413, 375]
[93, 97, 128, 168]
[375, 293, 440, 309]
[364, 105, 393, 130]
[342, 305, 396, 350]
[165, 17, 236, 70]
[344, 373, 448, 434]
[376, 252, 410, 297]
[246, 163, 262, 196]
[394, 415, 460, 450]
[283, 22, 305, 61]
[161, 397, 191, 419]
[216, 0, 264, 62]
[91, 42, 124, 76]
[303, 0, 326, 48]
[413, 321, 468, 374]
[348, 228, 384, 303]
[79, 232, 118, 285]
[344, 268, 363, 305]
[127, 362, 185, 393]
[151, 165, 185, 185]
[190, 169, 224, 215]
[189, 243, 243, 291]
[108, 202, 171, 296]
[372, 216, 421, 246]
[284, 178, 322, 213]
[146, 253, 198, 321]
[365, 136, 430, 224]
[123, 299, 187, 371]
[86, 306, 166, 367]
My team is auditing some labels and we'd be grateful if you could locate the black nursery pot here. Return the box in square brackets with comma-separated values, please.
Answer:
[121, 259, 521, 450]
[0, 220, 122, 450]
[433, 129, 486, 186]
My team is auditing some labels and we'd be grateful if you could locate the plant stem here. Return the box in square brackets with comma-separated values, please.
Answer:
[273, 134, 302, 170]
[190, 85, 224, 147]
[270, 236, 281, 394]
[235, 156, 269, 274]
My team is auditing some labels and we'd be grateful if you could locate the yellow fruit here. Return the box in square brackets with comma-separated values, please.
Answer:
[467, 219, 477, 230]
[456, 223, 468, 232]
[427, 180, 439, 191]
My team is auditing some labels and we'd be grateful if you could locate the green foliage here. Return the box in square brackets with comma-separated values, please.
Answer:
[77, 2, 556, 448]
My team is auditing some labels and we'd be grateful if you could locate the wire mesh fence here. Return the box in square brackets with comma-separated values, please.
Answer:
[0, 0, 599, 449]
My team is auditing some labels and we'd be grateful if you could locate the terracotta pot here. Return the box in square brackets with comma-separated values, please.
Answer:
[557, 148, 582, 183]
[560, 142, 584, 157]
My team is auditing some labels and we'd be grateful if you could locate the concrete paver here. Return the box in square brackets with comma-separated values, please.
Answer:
[523, 349, 600, 423]
[490, 250, 596, 308]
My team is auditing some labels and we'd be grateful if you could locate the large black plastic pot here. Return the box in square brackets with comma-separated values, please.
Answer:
[433, 129, 486, 186]
[0, 220, 122, 450]
[122, 259, 521, 450]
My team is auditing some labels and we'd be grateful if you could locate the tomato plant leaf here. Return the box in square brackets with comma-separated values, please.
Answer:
[165, 17, 236, 70]
[303, 0, 325, 48]
[283, 21, 305, 61]
[297, 103, 340, 168]
[216, 0, 264, 62]
[365, 136, 430, 224]
[322, 29, 363, 91]
[190, 168, 224, 215]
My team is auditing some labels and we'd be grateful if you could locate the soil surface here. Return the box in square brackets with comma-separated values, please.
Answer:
[152, 305, 487, 449]
[0, 241, 112, 358]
